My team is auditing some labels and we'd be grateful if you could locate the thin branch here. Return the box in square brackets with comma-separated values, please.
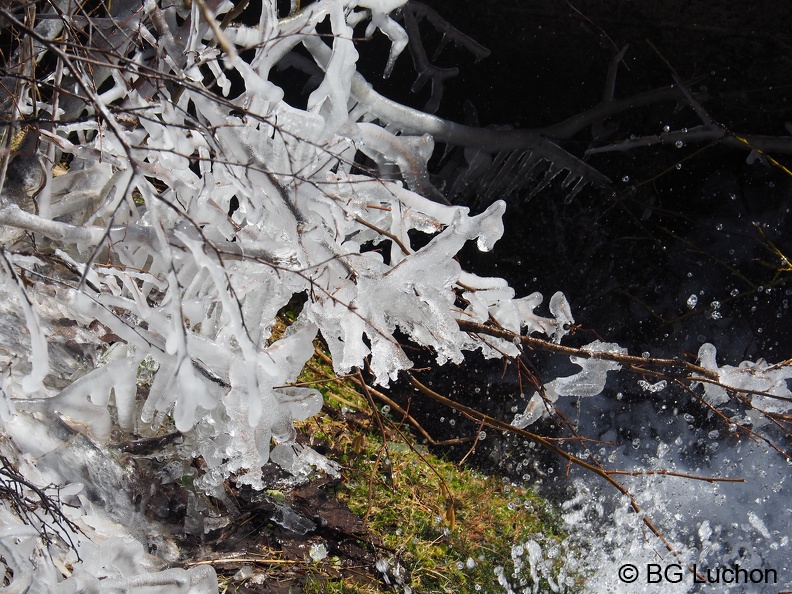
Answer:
[404, 372, 706, 581]
[456, 318, 717, 379]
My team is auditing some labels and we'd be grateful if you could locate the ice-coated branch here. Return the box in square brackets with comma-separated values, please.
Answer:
[0, 250, 49, 394]
[349, 72, 611, 202]
[0, 205, 109, 245]
[586, 125, 792, 156]
[405, 1, 491, 64]
[456, 318, 792, 438]
[401, 5, 458, 113]
[5, 1, 787, 591]
[1, 0, 577, 513]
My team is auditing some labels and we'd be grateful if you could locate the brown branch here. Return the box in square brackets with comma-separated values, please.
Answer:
[457, 417, 486, 466]
[605, 469, 745, 483]
[353, 216, 411, 256]
[310, 347, 471, 446]
[405, 372, 707, 581]
[674, 379, 792, 461]
[456, 318, 717, 379]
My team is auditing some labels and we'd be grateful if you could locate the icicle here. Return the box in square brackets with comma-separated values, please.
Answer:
[0, 254, 49, 394]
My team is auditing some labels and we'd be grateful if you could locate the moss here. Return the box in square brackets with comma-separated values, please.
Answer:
[292, 337, 579, 593]
[210, 313, 579, 591]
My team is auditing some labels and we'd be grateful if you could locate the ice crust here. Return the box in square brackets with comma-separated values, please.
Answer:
[513, 340, 625, 428]
[0, 1, 576, 590]
[3, 0, 790, 592]
[698, 342, 792, 419]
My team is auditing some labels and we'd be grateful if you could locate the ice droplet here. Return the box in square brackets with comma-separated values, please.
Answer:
[687, 294, 698, 309]
[748, 511, 772, 540]
[309, 542, 328, 562]
[638, 379, 667, 393]
[698, 520, 712, 541]
[272, 504, 315, 534]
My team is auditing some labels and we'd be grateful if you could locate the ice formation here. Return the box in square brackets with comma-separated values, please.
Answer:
[2, 0, 790, 591]
[697, 342, 792, 422]
[0, 0, 577, 590]
[513, 340, 625, 428]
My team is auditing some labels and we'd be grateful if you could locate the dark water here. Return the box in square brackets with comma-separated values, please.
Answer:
[372, 0, 792, 498]
[357, 0, 792, 360]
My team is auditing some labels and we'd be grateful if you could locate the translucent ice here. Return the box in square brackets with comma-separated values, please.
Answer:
[697, 343, 792, 415]
[551, 341, 625, 398]
[271, 503, 316, 535]
[514, 341, 625, 427]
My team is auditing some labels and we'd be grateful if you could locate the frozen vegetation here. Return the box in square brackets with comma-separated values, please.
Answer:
[0, 0, 790, 592]
[504, 344, 792, 593]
